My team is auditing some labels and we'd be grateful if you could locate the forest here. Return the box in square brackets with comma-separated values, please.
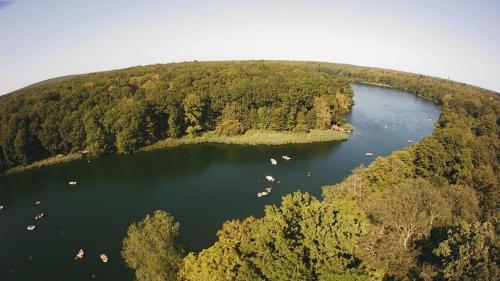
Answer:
[1, 61, 498, 280]
[0, 61, 353, 172]
[119, 62, 498, 281]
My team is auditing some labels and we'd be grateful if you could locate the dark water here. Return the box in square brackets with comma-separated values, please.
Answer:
[0, 84, 440, 281]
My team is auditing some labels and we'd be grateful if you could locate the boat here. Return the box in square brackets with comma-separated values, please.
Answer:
[99, 254, 109, 263]
[68, 181, 77, 185]
[281, 155, 291, 160]
[35, 213, 45, 220]
[35, 201, 41, 205]
[265, 187, 272, 193]
[257, 191, 268, 197]
[75, 249, 85, 260]
[27, 225, 36, 231]
[0, 205, 3, 210]
[365, 152, 373, 156]
[384, 124, 388, 129]
[407, 140, 413, 143]
[307, 172, 312, 177]
[265, 176, 275, 182]
[270, 158, 277, 165]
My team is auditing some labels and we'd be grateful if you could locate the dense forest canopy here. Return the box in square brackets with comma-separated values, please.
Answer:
[1, 61, 498, 280]
[0, 61, 355, 171]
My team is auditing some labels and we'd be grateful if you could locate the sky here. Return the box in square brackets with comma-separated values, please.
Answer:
[1, 0, 499, 94]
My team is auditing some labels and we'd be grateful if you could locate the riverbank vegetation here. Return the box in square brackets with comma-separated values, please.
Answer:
[142, 129, 347, 152]
[118, 62, 498, 281]
[0, 61, 354, 172]
[4, 153, 83, 175]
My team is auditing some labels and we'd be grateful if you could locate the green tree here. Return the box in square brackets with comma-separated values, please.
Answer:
[434, 222, 499, 281]
[122, 210, 183, 281]
[182, 94, 205, 136]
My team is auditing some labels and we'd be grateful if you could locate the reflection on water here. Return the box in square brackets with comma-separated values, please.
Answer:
[0, 84, 441, 281]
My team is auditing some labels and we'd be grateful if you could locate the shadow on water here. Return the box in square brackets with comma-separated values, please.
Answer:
[0, 84, 440, 281]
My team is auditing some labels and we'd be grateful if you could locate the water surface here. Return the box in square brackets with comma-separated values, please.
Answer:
[0, 84, 440, 281]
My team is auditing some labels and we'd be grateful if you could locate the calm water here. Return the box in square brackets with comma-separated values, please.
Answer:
[0, 84, 440, 281]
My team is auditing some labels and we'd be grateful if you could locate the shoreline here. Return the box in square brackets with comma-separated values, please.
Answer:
[3, 129, 348, 176]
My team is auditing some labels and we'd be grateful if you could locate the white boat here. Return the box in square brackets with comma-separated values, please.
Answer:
[365, 152, 373, 156]
[265, 187, 272, 193]
[265, 176, 275, 182]
[0, 205, 3, 210]
[35, 213, 45, 220]
[281, 155, 291, 160]
[407, 140, 413, 143]
[75, 249, 85, 260]
[257, 191, 268, 197]
[68, 181, 77, 185]
[35, 201, 41, 205]
[100, 254, 109, 263]
[270, 158, 277, 165]
[27, 225, 36, 231]
[384, 125, 388, 129]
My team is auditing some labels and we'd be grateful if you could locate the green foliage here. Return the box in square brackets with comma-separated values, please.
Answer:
[434, 222, 499, 281]
[180, 192, 370, 281]
[214, 119, 246, 137]
[0, 61, 353, 171]
[122, 210, 183, 281]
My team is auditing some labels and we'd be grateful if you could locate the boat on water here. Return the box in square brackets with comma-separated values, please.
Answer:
[407, 140, 413, 143]
[68, 181, 77, 185]
[75, 249, 85, 260]
[27, 225, 36, 231]
[265, 187, 272, 193]
[265, 176, 275, 182]
[35, 201, 41, 205]
[270, 158, 277, 165]
[281, 155, 291, 160]
[0, 205, 3, 210]
[365, 152, 374, 156]
[99, 254, 109, 263]
[35, 213, 45, 220]
[257, 191, 269, 197]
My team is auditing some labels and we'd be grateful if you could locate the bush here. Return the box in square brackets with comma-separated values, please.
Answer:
[214, 119, 246, 136]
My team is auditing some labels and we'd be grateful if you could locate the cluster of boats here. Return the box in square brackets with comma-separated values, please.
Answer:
[258, 156, 292, 197]
[18, 181, 110, 264]
[74, 249, 109, 263]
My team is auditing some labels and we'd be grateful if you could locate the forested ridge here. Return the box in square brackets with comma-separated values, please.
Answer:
[118, 62, 498, 281]
[0, 61, 354, 171]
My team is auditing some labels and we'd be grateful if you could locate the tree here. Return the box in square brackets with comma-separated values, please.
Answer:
[313, 95, 335, 129]
[182, 94, 205, 136]
[434, 222, 499, 281]
[122, 210, 183, 281]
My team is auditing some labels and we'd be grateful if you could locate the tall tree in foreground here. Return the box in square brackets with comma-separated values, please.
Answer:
[122, 210, 184, 281]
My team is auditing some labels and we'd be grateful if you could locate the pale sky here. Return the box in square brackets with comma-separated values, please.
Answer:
[1, 0, 499, 94]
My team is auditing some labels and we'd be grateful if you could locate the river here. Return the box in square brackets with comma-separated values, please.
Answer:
[0, 84, 441, 281]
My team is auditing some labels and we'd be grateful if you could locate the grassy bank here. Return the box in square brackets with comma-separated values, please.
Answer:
[4, 153, 84, 175]
[142, 129, 348, 152]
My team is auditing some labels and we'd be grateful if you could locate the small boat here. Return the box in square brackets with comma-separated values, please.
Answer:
[265, 176, 275, 182]
[68, 181, 77, 185]
[27, 225, 36, 231]
[307, 172, 312, 177]
[265, 187, 272, 193]
[270, 158, 277, 165]
[281, 155, 291, 160]
[257, 191, 268, 197]
[384, 125, 388, 129]
[365, 152, 373, 156]
[35, 201, 41, 205]
[35, 213, 45, 220]
[75, 249, 85, 260]
[407, 140, 413, 143]
[99, 254, 109, 263]
[0, 205, 3, 210]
